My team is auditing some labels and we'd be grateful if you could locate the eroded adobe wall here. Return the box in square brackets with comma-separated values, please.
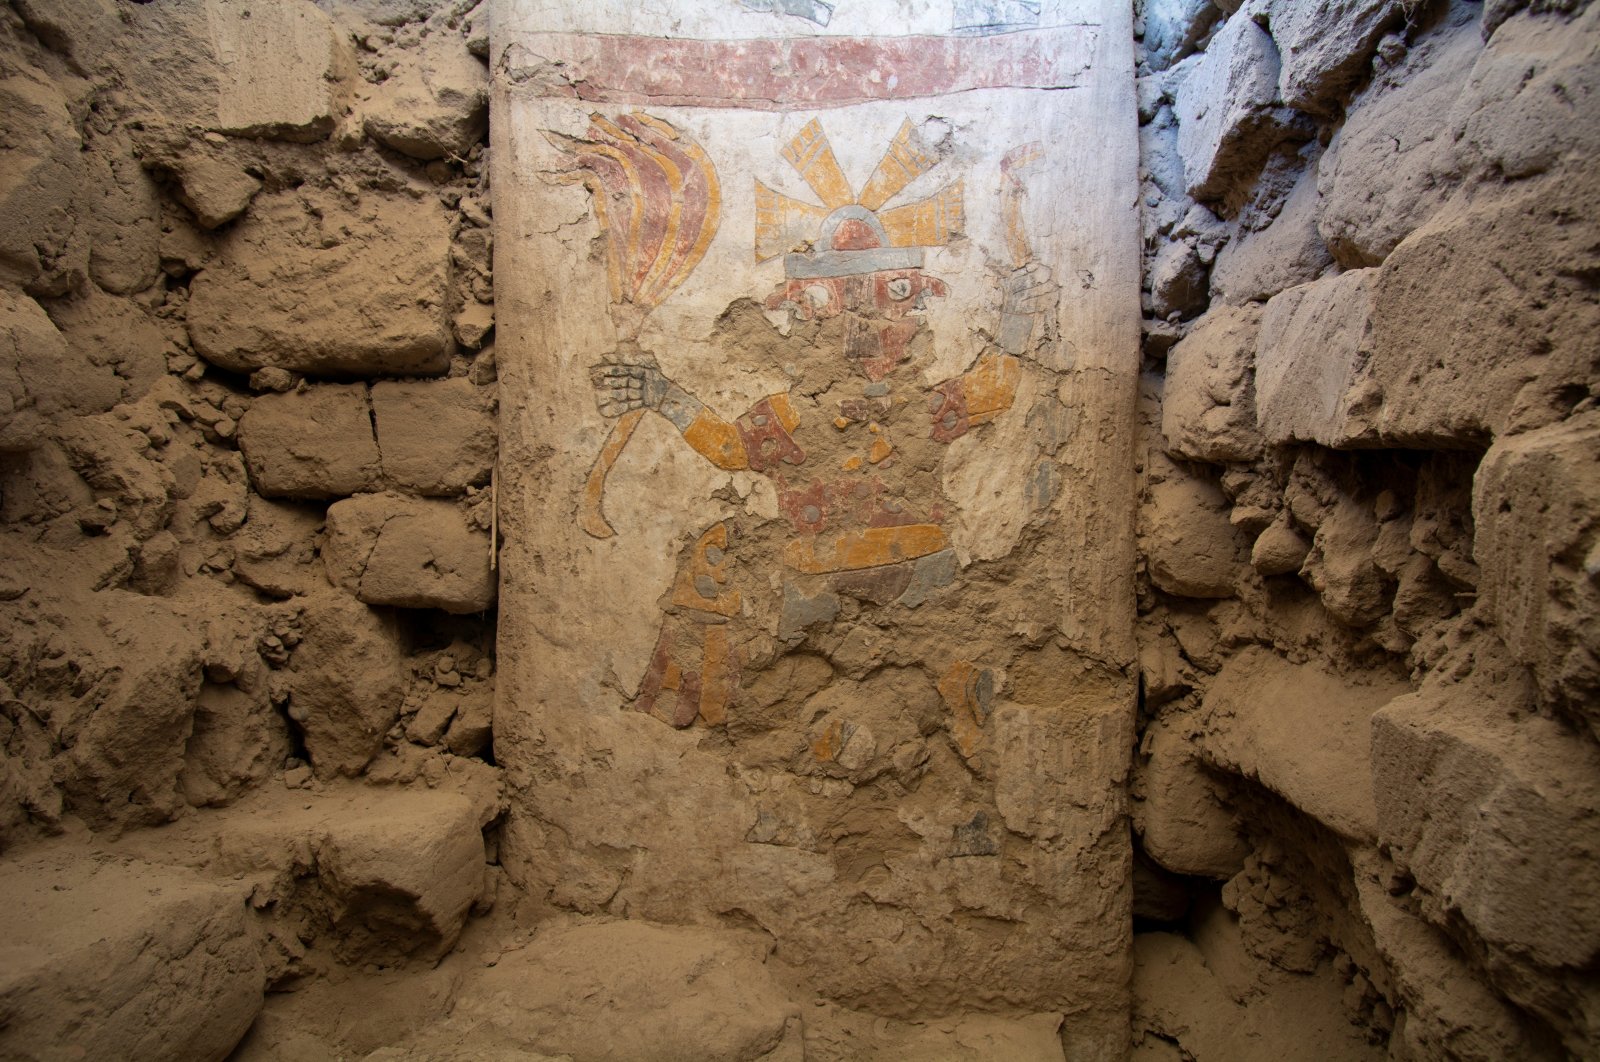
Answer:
[491, 0, 1142, 1048]
[1130, 0, 1599, 1058]
[0, 2, 507, 1055]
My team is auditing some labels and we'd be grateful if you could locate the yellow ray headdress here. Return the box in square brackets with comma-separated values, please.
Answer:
[755, 118, 963, 276]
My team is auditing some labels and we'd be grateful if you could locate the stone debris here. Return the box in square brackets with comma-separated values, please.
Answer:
[324, 492, 496, 614]
[371, 378, 496, 495]
[1472, 412, 1600, 734]
[230, 495, 326, 598]
[0, 30, 501, 1059]
[188, 191, 453, 377]
[1133, 713, 1249, 879]
[1316, 15, 1480, 268]
[218, 786, 487, 963]
[1174, 13, 1293, 203]
[0, 854, 265, 1062]
[1254, 268, 1380, 448]
[1142, 470, 1249, 598]
[444, 688, 494, 757]
[1266, 0, 1407, 115]
[1371, 631, 1600, 1050]
[1133, 1, 1600, 1057]
[362, 30, 489, 160]
[208, 0, 350, 142]
[16, 589, 206, 831]
[1196, 647, 1410, 841]
[0, 69, 87, 296]
[0, 290, 104, 448]
[1352, 863, 1558, 1062]
[1147, 238, 1209, 319]
[1369, 170, 1600, 444]
[238, 384, 383, 499]
[287, 591, 408, 777]
[45, 286, 169, 407]
[82, 129, 162, 296]
[168, 151, 265, 231]
[1161, 303, 1264, 462]
[1249, 515, 1310, 576]
[1139, 0, 1221, 71]
[1456, 4, 1600, 181]
[422, 921, 800, 1061]
[180, 671, 293, 809]
[1374, 663, 1600, 971]
[1132, 924, 1384, 1062]
[1209, 161, 1333, 305]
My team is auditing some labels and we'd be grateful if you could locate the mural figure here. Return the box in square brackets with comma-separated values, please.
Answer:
[572, 116, 1054, 737]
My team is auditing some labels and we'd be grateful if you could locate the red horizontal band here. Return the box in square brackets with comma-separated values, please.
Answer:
[505, 28, 1094, 109]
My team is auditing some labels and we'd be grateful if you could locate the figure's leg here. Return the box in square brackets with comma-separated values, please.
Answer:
[857, 550, 999, 762]
[937, 659, 996, 760]
[635, 621, 700, 728]
[634, 522, 744, 729]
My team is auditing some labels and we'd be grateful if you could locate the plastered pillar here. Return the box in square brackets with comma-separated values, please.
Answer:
[492, 2, 1140, 1051]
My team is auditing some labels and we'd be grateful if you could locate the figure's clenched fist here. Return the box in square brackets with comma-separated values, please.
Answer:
[591, 355, 672, 418]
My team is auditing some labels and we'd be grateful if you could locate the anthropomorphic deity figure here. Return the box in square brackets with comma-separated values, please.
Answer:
[576, 118, 1055, 732]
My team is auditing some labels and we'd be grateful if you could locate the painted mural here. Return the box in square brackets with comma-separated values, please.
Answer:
[557, 114, 1058, 746]
[497, 0, 1137, 1032]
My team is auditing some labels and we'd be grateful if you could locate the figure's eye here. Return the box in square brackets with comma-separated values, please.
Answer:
[887, 278, 912, 300]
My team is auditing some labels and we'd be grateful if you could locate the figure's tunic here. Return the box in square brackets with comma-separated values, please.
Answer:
[636, 352, 1019, 728]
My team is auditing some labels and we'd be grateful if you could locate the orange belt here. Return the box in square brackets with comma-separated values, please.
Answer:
[783, 524, 948, 574]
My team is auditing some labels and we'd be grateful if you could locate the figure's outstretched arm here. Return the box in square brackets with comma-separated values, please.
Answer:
[593, 357, 778, 471]
[928, 353, 1021, 443]
[926, 258, 1058, 443]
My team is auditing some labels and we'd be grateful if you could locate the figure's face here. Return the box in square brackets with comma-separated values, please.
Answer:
[766, 269, 948, 381]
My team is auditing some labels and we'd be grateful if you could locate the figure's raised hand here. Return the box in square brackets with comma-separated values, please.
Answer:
[1002, 261, 1056, 316]
[591, 354, 672, 418]
[997, 261, 1058, 356]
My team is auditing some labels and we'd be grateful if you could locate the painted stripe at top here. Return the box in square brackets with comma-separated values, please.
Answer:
[501, 28, 1096, 109]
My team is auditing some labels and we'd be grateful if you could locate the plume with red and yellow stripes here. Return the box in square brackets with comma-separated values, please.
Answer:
[547, 112, 721, 312]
